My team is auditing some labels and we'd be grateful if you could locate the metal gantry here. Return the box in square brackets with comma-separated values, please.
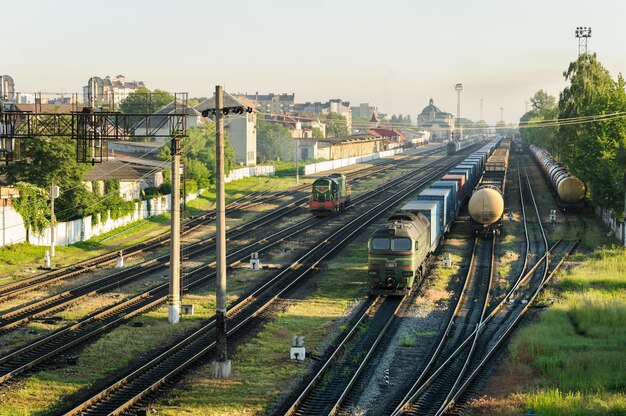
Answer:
[0, 92, 189, 164]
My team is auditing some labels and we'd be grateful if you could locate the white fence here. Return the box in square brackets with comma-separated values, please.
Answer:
[595, 206, 626, 245]
[0, 165, 275, 249]
[2, 193, 174, 247]
[226, 165, 275, 183]
[304, 148, 407, 175]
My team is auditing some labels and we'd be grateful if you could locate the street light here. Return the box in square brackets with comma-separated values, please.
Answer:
[454, 83, 463, 140]
[575, 26, 592, 56]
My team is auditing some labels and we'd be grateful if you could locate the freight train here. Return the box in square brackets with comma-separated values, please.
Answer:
[309, 173, 351, 216]
[369, 139, 501, 295]
[529, 145, 586, 211]
[468, 140, 510, 237]
[446, 137, 482, 155]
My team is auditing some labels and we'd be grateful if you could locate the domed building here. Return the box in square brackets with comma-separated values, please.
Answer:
[416, 98, 454, 141]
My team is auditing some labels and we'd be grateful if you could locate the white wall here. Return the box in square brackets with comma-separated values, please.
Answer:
[304, 147, 407, 175]
[0, 206, 27, 246]
[1, 164, 275, 248]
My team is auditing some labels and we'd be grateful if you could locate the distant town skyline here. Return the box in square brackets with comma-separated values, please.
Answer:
[3, 0, 626, 125]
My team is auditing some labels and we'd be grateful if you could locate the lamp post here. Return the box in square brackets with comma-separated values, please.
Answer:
[575, 26, 592, 56]
[454, 83, 463, 139]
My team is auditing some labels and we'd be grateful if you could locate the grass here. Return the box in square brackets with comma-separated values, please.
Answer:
[185, 176, 312, 216]
[152, 237, 370, 415]
[0, 295, 220, 415]
[501, 244, 626, 415]
[0, 214, 170, 282]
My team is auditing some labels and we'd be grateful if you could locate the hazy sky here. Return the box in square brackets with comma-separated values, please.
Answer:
[3, 0, 626, 125]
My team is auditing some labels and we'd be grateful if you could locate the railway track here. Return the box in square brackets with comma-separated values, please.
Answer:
[56, 147, 466, 415]
[0, 147, 457, 386]
[0, 146, 444, 328]
[389, 154, 579, 416]
[0, 145, 444, 306]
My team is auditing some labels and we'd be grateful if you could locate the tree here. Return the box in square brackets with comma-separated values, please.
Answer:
[312, 127, 324, 139]
[189, 123, 236, 180]
[13, 182, 49, 242]
[319, 113, 349, 137]
[2, 134, 89, 221]
[120, 87, 174, 115]
[557, 53, 626, 215]
[256, 119, 295, 162]
[519, 90, 558, 150]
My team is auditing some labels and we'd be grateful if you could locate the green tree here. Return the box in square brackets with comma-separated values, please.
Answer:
[2, 134, 89, 221]
[256, 119, 295, 162]
[312, 127, 324, 138]
[120, 87, 174, 114]
[558, 53, 626, 215]
[13, 182, 50, 242]
[519, 90, 558, 150]
[319, 113, 349, 137]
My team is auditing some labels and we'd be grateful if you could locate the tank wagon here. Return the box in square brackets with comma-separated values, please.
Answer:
[309, 173, 351, 216]
[529, 145, 586, 211]
[369, 139, 501, 295]
[468, 140, 510, 237]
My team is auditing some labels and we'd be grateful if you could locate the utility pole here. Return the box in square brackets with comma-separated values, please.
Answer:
[213, 85, 231, 378]
[480, 98, 484, 121]
[295, 138, 300, 184]
[168, 131, 181, 324]
[50, 183, 59, 257]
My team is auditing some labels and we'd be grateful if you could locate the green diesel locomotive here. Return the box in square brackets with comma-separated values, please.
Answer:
[368, 212, 431, 295]
[309, 173, 351, 216]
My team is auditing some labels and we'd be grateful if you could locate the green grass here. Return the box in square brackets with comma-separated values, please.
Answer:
[152, 237, 370, 415]
[508, 246, 626, 415]
[0, 296, 218, 415]
[185, 176, 312, 216]
[0, 214, 170, 282]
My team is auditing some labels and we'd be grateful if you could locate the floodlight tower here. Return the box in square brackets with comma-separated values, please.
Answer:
[454, 83, 463, 139]
[499, 107, 504, 123]
[575, 26, 592, 56]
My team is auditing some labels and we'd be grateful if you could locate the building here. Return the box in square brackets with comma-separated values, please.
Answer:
[262, 114, 327, 139]
[238, 92, 295, 115]
[351, 103, 378, 119]
[83, 75, 145, 107]
[0, 75, 15, 101]
[84, 161, 163, 201]
[133, 102, 204, 143]
[196, 92, 257, 166]
[416, 98, 455, 141]
[296, 135, 384, 161]
[293, 99, 352, 132]
[367, 127, 406, 149]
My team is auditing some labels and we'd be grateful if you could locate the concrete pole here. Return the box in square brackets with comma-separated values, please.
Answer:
[50, 182, 56, 257]
[296, 138, 300, 184]
[168, 137, 181, 324]
[213, 85, 231, 378]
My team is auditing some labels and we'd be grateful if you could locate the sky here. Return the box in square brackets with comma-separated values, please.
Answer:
[3, 0, 626, 125]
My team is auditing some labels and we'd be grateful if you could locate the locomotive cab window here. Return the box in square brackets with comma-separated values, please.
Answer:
[371, 238, 390, 250]
[391, 238, 412, 251]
